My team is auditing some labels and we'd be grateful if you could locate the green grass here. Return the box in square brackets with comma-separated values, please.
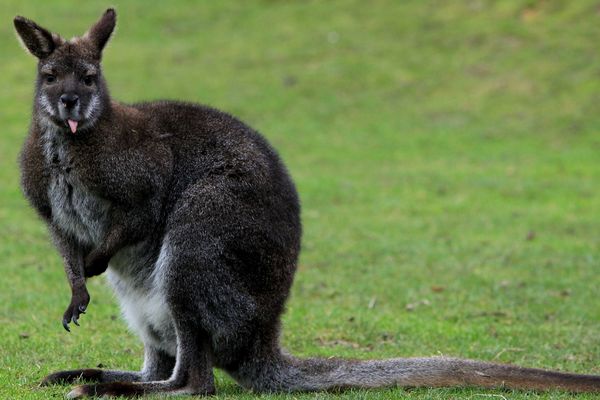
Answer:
[2, 0, 600, 398]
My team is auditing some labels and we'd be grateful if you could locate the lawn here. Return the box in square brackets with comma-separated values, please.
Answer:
[1, 1, 600, 399]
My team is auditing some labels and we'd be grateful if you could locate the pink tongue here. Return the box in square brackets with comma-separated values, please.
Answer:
[68, 119, 78, 134]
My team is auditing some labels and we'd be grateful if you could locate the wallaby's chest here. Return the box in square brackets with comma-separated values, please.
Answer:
[42, 129, 110, 246]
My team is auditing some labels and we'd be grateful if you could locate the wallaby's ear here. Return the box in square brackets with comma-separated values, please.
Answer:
[85, 8, 116, 56]
[14, 16, 61, 59]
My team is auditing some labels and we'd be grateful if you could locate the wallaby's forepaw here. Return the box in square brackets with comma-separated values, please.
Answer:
[84, 251, 110, 278]
[40, 369, 103, 386]
[63, 289, 90, 331]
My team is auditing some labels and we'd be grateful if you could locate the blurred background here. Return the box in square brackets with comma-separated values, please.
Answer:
[1, 1, 600, 399]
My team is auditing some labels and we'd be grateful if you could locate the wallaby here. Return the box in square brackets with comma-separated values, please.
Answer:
[13, 8, 600, 399]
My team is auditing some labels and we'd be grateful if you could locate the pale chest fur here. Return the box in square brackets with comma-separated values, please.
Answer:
[42, 127, 110, 246]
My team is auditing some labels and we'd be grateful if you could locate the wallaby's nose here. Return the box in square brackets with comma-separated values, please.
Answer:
[60, 93, 79, 109]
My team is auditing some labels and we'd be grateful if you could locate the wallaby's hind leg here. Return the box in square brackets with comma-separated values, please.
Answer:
[140, 345, 176, 381]
[41, 369, 140, 386]
[66, 319, 214, 398]
[40, 345, 174, 386]
[66, 243, 216, 398]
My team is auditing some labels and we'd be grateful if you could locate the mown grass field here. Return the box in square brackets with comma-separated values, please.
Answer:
[1, 1, 600, 399]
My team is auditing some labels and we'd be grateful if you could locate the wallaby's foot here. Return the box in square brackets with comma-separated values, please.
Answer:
[66, 380, 216, 398]
[62, 287, 90, 331]
[41, 369, 142, 386]
[67, 382, 143, 398]
[41, 369, 104, 386]
[84, 250, 110, 278]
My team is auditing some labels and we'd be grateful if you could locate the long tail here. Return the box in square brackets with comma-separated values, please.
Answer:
[235, 353, 600, 393]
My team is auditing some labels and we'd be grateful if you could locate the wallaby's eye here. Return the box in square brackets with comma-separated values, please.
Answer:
[45, 74, 56, 84]
[83, 75, 95, 86]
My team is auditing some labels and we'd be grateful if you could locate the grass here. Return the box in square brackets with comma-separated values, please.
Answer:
[1, 0, 600, 398]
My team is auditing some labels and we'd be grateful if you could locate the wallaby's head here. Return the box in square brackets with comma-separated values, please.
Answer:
[14, 9, 116, 134]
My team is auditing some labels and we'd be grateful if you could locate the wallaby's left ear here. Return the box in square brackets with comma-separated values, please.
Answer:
[85, 8, 116, 56]
[14, 16, 62, 59]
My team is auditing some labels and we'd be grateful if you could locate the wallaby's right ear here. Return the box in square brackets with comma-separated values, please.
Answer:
[14, 16, 61, 59]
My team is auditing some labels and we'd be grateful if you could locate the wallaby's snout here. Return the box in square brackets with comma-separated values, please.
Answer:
[60, 93, 80, 109]
[59, 92, 81, 134]
[14, 9, 116, 134]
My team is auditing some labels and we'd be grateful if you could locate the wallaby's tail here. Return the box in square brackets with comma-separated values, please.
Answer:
[234, 353, 600, 393]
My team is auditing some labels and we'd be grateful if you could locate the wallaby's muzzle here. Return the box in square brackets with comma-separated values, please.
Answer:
[58, 93, 81, 133]
[60, 93, 79, 109]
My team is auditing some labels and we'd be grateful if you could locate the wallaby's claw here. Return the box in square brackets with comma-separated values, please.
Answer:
[62, 288, 90, 331]
[67, 385, 90, 399]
